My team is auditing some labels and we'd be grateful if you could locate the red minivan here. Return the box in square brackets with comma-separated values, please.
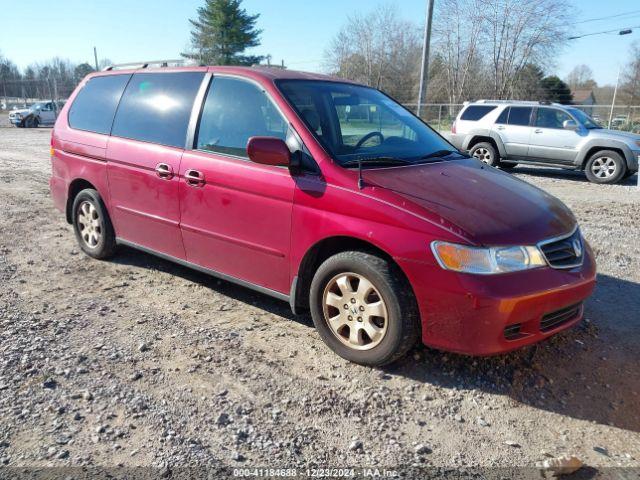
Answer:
[50, 64, 596, 366]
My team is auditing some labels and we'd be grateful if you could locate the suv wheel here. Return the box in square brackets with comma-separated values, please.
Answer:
[25, 116, 39, 128]
[470, 142, 500, 167]
[585, 150, 626, 184]
[309, 251, 420, 366]
[72, 189, 117, 259]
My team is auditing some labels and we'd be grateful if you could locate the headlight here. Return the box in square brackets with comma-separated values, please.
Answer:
[431, 241, 547, 274]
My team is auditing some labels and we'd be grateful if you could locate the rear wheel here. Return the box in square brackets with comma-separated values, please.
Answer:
[72, 189, 117, 259]
[309, 251, 420, 366]
[470, 142, 500, 167]
[584, 150, 626, 184]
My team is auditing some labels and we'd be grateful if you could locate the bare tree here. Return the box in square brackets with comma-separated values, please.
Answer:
[323, 4, 420, 102]
[565, 64, 596, 90]
[480, 0, 571, 99]
[431, 0, 485, 104]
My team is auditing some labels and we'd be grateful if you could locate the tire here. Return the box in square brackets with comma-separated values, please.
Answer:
[72, 189, 117, 259]
[309, 251, 420, 367]
[584, 150, 627, 184]
[25, 116, 38, 128]
[469, 142, 500, 167]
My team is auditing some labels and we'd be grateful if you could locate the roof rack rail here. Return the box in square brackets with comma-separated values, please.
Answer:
[103, 59, 186, 71]
[473, 99, 564, 106]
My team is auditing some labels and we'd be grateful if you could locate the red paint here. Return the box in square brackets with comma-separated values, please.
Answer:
[50, 66, 596, 356]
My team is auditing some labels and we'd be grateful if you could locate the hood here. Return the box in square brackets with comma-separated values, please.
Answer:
[592, 128, 640, 143]
[364, 158, 576, 246]
[10, 109, 30, 116]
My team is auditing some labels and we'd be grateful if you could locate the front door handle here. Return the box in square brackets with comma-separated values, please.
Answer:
[155, 163, 174, 179]
[185, 169, 205, 187]
[534, 129, 543, 133]
[496, 125, 505, 130]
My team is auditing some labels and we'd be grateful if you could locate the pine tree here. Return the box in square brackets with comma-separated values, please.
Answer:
[182, 0, 264, 66]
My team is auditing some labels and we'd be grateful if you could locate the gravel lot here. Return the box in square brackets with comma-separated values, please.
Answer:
[0, 127, 639, 476]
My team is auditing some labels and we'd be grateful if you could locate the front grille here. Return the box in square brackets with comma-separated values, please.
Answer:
[504, 323, 522, 340]
[539, 228, 583, 269]
[540, 303, 582, 332]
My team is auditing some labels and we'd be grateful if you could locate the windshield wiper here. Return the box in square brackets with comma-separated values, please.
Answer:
[341, 157, 411, 168]
[417, 149, 460, 162]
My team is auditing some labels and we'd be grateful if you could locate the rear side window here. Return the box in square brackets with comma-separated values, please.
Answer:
[460, 105, 496, 121]
[112, 72, 205, 148]
[507, 107, 533, 126]
[196, 76, 288, 157]
[68, 74, 131, 134]
[495, 107, 509, 124]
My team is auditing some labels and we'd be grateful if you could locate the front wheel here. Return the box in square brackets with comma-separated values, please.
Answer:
[584, 150, 626, 184]
[309, 251, 420, 366]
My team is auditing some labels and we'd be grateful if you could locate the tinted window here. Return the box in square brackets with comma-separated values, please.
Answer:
[534, 108, 573, 129]
[112, 72, 204, 148]
[196, 76, 288, 157]
[508, 107, 532, 126]
[68, 74, 131, 134]
[461, 105, 497, 121]
[495, 107, 509, 124]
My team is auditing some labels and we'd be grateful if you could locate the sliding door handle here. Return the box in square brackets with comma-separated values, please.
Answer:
[155, 163, 174, 179]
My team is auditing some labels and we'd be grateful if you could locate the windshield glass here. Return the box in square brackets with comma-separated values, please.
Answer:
[30, 102, 45, 110]
[568, 108, 601, 129]
[277, 80, 458, 166]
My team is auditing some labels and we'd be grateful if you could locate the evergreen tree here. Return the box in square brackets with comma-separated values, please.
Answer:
[540, 76, 573, 104]
[182, 0, 264, 66]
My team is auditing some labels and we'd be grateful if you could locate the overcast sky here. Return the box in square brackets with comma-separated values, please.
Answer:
[3, 0, 640, 87]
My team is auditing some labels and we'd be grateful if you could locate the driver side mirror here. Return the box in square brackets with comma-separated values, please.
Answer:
[247, 137, 291, 167]
[563, 119, 578, 130]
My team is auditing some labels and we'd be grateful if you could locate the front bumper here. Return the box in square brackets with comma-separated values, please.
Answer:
[397, 241, 597, 356]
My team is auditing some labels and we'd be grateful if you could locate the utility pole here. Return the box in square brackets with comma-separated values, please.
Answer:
[93, 47, 99, 71]
[416, 0, 435, 118]
[608, 65, 621, 130]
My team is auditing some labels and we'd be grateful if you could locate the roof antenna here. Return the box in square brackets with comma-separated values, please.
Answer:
[357, 158, 365, 190]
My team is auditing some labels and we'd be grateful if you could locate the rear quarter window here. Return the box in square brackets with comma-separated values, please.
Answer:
[68, 74, 131, 134]
[460, 105, 497, 121]
[111, 72, 205, 148]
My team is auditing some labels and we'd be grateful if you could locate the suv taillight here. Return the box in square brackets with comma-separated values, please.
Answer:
[451, 121, 457, 134]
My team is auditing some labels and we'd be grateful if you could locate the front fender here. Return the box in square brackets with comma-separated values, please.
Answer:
[576, 139, 639, 170]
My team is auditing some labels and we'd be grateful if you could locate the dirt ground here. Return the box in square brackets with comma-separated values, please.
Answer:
[0, 126, 639, 477]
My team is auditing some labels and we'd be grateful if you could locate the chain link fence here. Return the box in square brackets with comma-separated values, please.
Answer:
[406, 103, 640, 133]
[1, 78, 78, 110]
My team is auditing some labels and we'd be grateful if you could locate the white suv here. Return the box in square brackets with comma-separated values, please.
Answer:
[448, 100, 639, 184]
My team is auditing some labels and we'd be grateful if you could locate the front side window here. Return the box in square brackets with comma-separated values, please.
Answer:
[111, 72, 205, 148]
[68, 74, 131, 134]
[568, 108, 601, 129]
[534, 108, 573, 129]
[277, 80, 455, 166]
[507, 107, 533, 126]
[196, 76, 288, 157]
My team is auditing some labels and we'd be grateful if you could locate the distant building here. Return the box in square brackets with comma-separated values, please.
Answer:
[571, 89, 596, 113]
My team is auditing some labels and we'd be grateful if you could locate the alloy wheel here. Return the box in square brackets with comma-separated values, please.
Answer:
[322, 272, 388, 350]
[591, 156, 617, 179]
[77, 201, 102, 249]
[472, 147, 491, 164]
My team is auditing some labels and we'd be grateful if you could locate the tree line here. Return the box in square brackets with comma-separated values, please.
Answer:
[3, 0, 640, 109]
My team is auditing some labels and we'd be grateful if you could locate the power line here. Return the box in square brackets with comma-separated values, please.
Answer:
[568, 25, 640, 40]
[571, 9, 640, 25]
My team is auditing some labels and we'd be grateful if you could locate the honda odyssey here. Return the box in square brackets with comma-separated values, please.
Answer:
[50, 64, 596, 366]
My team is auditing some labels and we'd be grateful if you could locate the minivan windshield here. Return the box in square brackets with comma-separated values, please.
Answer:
[277, 80, 459, 167]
